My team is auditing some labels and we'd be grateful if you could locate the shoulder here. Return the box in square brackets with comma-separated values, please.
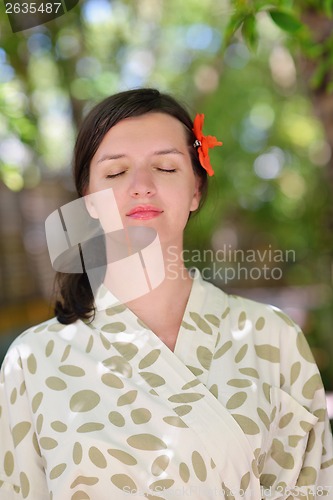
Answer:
[1, 316, 88, 372]
[198, 273, 311, 360]
[200, 275, 317, 369]
[199, 272, 299, 332]
[225, 290, 299, 333]
[6, 316, 67, 347]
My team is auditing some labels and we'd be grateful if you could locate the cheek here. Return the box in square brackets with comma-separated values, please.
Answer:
[190, 190, 200, 211]
[173, 194, 197, 220]
[111, 190, 127, 218]
[180, 180, 200, 211]
[85, 188, 124, 233]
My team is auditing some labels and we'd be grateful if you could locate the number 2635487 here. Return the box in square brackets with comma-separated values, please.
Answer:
[5, 3, 62, 14]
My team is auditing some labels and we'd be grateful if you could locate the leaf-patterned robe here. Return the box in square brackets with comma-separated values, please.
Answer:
[1, 271, 332, 499]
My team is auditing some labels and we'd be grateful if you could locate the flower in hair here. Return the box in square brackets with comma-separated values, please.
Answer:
[192, 113, 222, 176]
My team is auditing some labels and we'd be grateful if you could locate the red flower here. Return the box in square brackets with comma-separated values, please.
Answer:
[192, 113, 222, 176]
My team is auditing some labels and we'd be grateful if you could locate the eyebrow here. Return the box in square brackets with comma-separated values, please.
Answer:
[153, 148, 184, 156]
[97, 154, 125, 163]
[97, 148, 184, 163]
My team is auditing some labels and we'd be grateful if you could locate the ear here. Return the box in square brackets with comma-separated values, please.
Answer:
[83, 191, 99, 219]
[189, 177, 202, 212]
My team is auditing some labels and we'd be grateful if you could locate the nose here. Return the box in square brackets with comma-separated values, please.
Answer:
[130, 168, 156, 198]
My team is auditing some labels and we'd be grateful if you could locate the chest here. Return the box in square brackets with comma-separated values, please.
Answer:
[134, 312, 183, 352]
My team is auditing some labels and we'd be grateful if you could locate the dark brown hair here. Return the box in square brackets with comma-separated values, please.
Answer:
[55, 88, 208, 324]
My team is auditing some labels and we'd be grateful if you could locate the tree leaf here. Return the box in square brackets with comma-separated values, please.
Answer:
[310, 59, 331, 89]
[224, 11, 247, 45]
[241, 14, 258, 51]
[268, 9, 303, 33]
[324, 0, 333, 18]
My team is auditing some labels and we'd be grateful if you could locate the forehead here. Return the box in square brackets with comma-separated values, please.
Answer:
[97, 113, 188, 153]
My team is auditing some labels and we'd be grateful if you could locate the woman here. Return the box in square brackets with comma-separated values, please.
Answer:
[0, 88, 332, 499]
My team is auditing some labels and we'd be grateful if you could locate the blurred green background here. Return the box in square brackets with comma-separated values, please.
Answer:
[0, 0, 332, 402]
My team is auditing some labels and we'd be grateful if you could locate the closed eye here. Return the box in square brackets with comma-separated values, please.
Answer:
[106, 171, 125, 178]
[106, 168, 176, 178]
[157, 168, 176, 173]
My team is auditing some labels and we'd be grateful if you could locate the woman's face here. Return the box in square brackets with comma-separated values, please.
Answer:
[86, 112, 201, 247]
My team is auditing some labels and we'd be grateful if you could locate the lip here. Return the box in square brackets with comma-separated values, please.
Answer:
[126, 205, 163, 220]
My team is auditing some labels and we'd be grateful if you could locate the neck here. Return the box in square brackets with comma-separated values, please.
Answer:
[100, 242, 193, 351]
[101, 234, 191, 302]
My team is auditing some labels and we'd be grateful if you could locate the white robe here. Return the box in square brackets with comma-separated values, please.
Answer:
[1, 271, 332, 499]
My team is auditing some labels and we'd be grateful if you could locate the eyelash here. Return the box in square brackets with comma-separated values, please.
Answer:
[106, 172, 124, 179]
[106, 168, 176, 179]
[157, 168, 176, 173]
